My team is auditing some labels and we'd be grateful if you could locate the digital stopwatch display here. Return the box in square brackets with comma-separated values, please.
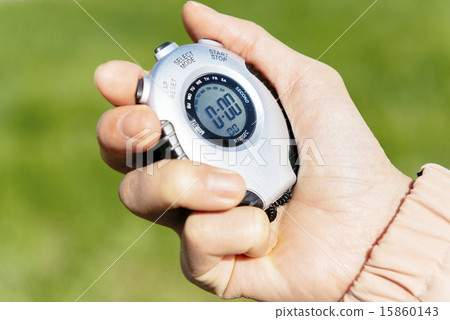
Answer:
[185, 73, 256, 147]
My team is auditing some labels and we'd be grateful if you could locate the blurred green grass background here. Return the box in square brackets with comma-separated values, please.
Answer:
[0, 0, 448, 301]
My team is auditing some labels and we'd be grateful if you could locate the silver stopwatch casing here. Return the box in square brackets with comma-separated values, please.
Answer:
[137, 39, 297, 210]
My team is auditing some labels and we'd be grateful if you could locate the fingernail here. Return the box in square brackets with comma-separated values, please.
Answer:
[207, 168, 244, 198]
[188, 1, 215, 11]
[118, 107, 155, 140]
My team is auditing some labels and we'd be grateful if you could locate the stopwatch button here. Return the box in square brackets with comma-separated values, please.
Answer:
[154, 41, 172, 53]
[154, 41, 179, 61]
[135, 78, 144, 103]
[198, 38, 224, 48]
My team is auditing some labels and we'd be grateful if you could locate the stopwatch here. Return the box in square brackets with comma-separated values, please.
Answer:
[135, 39, 298, 221]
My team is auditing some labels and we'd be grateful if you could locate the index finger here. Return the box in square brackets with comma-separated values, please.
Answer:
[95, 60, 147, 107]
[94, 60, 161, 173]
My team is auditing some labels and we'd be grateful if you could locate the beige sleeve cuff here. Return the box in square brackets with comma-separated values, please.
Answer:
[342, 163, 450, 302]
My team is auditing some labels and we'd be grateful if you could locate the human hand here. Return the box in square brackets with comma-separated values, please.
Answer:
[95, 1, 412, 301]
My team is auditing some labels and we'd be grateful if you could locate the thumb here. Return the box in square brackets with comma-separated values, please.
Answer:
[182, 1, 315, 93]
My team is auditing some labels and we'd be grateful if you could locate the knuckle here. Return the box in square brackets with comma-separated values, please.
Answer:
[159, 161, 188, 203]
[247, 208, 269, 242]
[237, 20, 267, 57]
[96, 108, 126, 155]
[160, 161, 204, 204]
[182, 213, 204, 246]
[291, 62, 344, 96]
[118, 170, 140, 212]
[247, 20, 265, 34]
[159, 170, 176, 204]
[96, 109, 114, 143]
[322, 64, 342, 80]
[314, 63, 343, 83]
